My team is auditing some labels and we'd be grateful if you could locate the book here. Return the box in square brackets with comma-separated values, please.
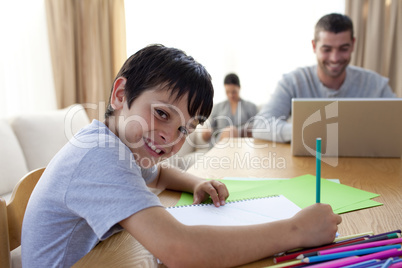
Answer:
[166, 195, 301, 226]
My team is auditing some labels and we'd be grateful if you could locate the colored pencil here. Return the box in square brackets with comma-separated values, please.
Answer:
[369, 230, 401, 239]
[306, 248, 402, 268]
[266, 259, 303, 268]
[319, 237, 402, 255]
[297, 238, 371, 259]
[390, 261, 402, 268]
[296, 233, 400, 260]
[285, 229, 395, 254]
[302, 245, 401, 263]
[342, 259, 380, 268]
[343, 258, 400, 268]
[275, 237, 367, 262]
[380, 257, 394, 268]
[334, 232, 374, 243]
[363, 258, 401, 268]
[316, 138, 321, 203]
[284, 232, 370, 254]
[276, 231, 401, 263]
[345, 233, 401, 247]
[284, 231, 370, 254]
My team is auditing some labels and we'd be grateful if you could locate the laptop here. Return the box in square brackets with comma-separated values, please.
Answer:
[291, 98, 402, 158]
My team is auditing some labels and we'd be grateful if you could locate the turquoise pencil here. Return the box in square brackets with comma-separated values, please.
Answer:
[316, 138, 321, 203]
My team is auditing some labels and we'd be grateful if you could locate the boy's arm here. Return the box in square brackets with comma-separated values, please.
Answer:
[148, 164, 228, 207]
[120, 202, 341, 268]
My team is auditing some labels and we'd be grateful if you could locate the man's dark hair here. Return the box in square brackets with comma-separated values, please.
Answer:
[224, 73, 241, 87]
[105, 44, 214, 124]
[314, 13, 354, 42]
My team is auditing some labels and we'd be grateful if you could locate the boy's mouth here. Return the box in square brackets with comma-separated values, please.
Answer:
[144, 138, 165, 156]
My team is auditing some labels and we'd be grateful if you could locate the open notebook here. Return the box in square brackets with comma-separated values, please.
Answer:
[166, 195, 301, 226]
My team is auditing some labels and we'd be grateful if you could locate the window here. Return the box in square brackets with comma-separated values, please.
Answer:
[125, 0, 345, 106]
[0, 0, 56, 116]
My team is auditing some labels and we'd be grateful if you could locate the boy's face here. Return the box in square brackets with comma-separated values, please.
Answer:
[114, 86, 198, 168]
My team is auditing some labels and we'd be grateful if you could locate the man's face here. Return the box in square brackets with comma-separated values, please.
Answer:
[312, 30, 355, 79]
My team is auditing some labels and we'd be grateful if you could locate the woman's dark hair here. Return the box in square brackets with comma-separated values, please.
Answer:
[224, 73, 241, 87]
[105, 44, 214, 124]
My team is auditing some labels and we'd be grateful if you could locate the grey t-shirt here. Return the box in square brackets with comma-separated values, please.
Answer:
[253, 65, 396, 142]
[22, 120, 162, 267]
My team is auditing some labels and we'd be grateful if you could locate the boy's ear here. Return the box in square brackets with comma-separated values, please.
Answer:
[110, 77, 127, 111]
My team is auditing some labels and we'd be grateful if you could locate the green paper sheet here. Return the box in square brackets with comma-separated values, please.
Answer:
[334, 200, 383, 214]
[270, 174, 381, 211]
[174, 174, 382, 214]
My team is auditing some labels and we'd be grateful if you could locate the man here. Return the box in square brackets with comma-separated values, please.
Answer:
[252, 13, 395, 143]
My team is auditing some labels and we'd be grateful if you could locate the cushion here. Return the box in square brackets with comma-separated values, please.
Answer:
[10, 104, 90, 171]
[0, 119, 29, 197]
[11, 246, 22, 268]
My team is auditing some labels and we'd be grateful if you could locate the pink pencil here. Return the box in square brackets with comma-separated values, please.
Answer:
[307, 248, 402, 268]
[319, 238, 402, 255]
[391, 262, 402, 268]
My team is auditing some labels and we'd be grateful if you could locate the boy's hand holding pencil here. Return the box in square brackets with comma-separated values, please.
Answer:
[291, 203, 342, 248]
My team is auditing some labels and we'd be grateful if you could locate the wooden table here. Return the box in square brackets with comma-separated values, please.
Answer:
[74, 138, 402, 268]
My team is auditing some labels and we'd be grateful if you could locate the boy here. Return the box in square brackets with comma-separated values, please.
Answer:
[22, 44, 341, 267]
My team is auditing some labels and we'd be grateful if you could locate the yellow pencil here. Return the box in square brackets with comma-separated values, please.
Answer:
[333, 231, 374, 242]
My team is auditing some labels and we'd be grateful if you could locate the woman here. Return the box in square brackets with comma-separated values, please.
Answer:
[202, 73, 258, 146]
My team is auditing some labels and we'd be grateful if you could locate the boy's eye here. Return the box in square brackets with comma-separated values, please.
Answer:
[156, 109, 168, 119]
[178, 126, 188, 136]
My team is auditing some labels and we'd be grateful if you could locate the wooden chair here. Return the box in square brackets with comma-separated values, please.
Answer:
[0, 167, 45, 268]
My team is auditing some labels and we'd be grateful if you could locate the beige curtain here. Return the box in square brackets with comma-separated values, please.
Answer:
[345, 0, 402, 97]
[45, 0, 127, 120]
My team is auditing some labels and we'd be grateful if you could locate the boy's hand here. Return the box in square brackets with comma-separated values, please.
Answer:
[193, 180, 229, 207]
[291, 203, 342, 248]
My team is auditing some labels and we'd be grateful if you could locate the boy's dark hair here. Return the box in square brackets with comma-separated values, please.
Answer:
[105, 44, 214, 124]
[224, 73, 241, 87]
[314, 13, 354, 42]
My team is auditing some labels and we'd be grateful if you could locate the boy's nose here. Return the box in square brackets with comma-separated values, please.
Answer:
[159, 128, 181, 145]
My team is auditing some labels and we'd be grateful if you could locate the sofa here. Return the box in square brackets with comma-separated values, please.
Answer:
[0, 104, 91, 203]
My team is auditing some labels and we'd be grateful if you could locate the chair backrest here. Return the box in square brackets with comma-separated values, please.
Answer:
[0, 167, 45, 268]
[0, 197, 11, 268]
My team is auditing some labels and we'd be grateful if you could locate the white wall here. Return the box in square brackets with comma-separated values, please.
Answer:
[125, 0, 345, 107]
